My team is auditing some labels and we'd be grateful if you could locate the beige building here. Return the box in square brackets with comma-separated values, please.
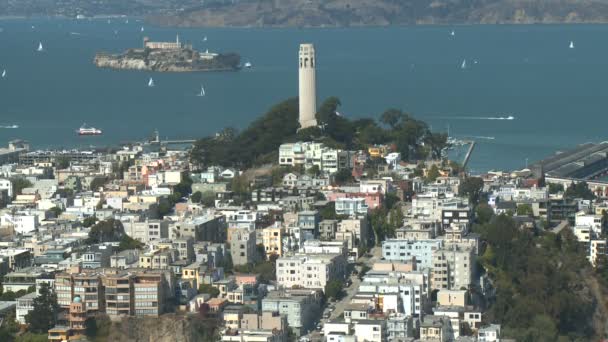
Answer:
[432, 245, 475, 291]
[139, 249, 176, 270]
[241, 311, 287, 331]
[437, 289, 467, 307]
[230, 230, 257, 266]
[262, 226, 284, 257]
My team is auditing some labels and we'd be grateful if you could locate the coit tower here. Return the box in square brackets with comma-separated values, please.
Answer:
[298, 43, 317, 129]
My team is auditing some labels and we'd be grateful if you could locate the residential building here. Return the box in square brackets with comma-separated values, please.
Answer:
[230, 230, 257, 266]
[478, 324, 501, 342]
[82, 245, 113, 269]
[353, 320, 386, 342]
[432, 245, 476, 291]
[335, 198, 368, 216]
[262, 226, 284, 257]
[319, 220, 338, 240]
[419, 315, 453, 341]
[382, 239, 444, 270]
[16, 292, 37, 324]
[123, 219, 169, 243]
[261, 289, 322, 336]
[276, 253, 346, 291]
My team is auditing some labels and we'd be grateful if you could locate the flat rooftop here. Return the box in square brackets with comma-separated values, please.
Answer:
[531, 142, 608, 180]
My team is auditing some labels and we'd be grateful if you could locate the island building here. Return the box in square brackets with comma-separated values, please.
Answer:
[144, 35, 184, 50]
[143, 35, 218, 60]
[298, 43, 317, 129]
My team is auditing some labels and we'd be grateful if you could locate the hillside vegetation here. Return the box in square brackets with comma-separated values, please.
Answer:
[149, 0, 608, 27]
[189, 96, 447, 169]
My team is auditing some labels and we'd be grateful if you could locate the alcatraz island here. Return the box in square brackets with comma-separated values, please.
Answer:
[94, 35, 241, 72]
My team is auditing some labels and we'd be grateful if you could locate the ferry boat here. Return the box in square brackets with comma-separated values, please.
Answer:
[77, 124, 102, 135]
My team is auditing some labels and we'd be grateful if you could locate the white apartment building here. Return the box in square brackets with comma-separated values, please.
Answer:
[382, 239, 444, 270]
[575, 211, 604, 237]
[300, 240, 347, 257]
[359, 279, 424, 316]
[335, 197, 368, 216]
[278, 142, 353, 175]
[1, 213, 38, 234]
[0, 178, 13, 197]
[354, 320, 385, 342]
[16, 292, 38, 324]
[276, 254, 346, 291]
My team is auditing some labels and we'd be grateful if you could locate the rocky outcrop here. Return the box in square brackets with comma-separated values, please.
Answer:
[105, 314, 217, 342]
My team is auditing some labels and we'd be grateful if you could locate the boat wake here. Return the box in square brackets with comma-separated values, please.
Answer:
[0, 124, 19, 129]
[440, 115, 515, 121]
[463, 135, 495, 140]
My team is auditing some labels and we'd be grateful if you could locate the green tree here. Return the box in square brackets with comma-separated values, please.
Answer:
[564, 181, 595, 200]
[191, 191, 203, 203]
[516, 204, 534, 216]
[476, 204, 494, 224]
[11, 177, 32, 197]
[425, 132, 448, 160]
[89, 177, 107, 191]
[158, 202, 172, 218]
[25, 283, 58, 333]
[333, 169, 353, 185]
[380, 108, 405, 129]
[200, 191, 216, 207]
[426, 164, 440, 182]
[198, 284, 220, 298]
[55, 156, 71, 169]
[324, 280, 344, 300]
[49, 206, 63, 218]
[118, 234, 144, 251]
[83, 216, 97, 228]
[548, 183, 564, 194]
[307, 165, 321, 177]
[459, 177, 484, 204]
[86, 219, 125, 244]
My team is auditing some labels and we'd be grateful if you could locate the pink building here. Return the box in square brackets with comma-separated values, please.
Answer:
[326, 192, 383, 210]
[235, 274, 259, 286]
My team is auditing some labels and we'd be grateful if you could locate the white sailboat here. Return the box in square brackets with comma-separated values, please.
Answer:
[460, 59, 466, 69]
[197, 85, 206, 97]
[451, 30, 455, 36]
[37, 42, 43, 52]
[569, 41, 575, 49]
[141, 26, 145, 32]
[244, 61, 252, 68]
[203, 36, 207, 42]
[1, 70, 5, 78]
[148, 77, 155, 87]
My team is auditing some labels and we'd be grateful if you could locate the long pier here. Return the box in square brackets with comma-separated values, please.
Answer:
[462, 141, 476, 169]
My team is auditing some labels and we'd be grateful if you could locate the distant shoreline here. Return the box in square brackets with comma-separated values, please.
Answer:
[3, 15, 608, 27]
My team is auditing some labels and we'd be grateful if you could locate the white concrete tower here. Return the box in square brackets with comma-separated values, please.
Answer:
[298, 43, 317, 129]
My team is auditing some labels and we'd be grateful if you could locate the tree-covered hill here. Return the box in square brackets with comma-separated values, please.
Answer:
[150, 0, 608, 27]
[189, 96, 447, 169]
